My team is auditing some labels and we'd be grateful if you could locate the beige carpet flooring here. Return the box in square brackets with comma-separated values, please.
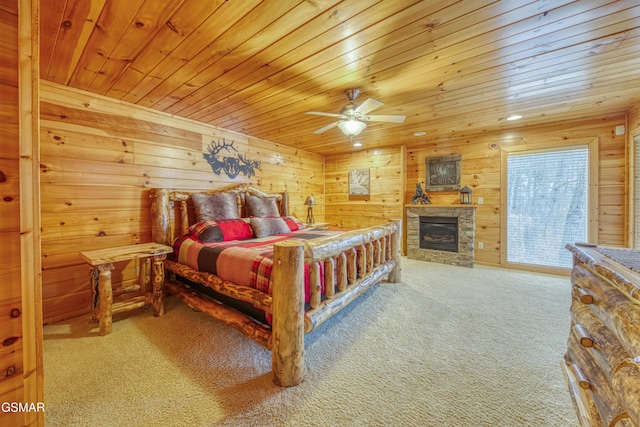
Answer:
[43, 258, 579, 426]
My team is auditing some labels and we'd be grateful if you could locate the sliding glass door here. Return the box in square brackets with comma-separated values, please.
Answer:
[502, 140, 597, 273]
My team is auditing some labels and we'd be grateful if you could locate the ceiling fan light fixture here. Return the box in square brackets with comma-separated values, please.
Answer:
[338, 119, 366, 136]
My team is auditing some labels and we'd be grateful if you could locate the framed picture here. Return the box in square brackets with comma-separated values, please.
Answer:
[349, 168, 370, 196]
[425, 154, 461, 192]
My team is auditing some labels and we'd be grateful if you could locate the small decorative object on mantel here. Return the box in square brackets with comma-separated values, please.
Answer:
[411, 183, 431, 204]
[460, 186, 472, 204]
[304, 195, 316, 224]
[203, 139, 261, 179]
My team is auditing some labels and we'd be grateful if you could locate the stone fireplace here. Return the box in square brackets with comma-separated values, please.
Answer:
[406, 205, 475, 267]
[420, 216, 458, 252]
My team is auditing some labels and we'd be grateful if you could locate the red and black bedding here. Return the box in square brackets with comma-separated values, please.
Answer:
[171, 216, 350, 323]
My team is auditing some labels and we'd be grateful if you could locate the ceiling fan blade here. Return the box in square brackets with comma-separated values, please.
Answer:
[305, 111, 341, 118]
[313, 122, 339, 134]
[355, 97, 384, 115]
[366, 114, 406, 123]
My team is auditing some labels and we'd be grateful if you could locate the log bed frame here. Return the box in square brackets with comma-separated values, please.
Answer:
[150, 185, 402, 386]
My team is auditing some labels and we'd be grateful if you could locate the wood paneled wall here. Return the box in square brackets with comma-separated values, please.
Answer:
[324, 146, 405, 230]
[629, 102, 640, 247]
[1, 0, 43, 425]
[0, 0, 24, 418]
[406, 116, 628, 267]
[40, 81, 324, 323]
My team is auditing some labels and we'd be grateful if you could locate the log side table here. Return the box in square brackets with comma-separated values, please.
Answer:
[80, 243, 173, 336]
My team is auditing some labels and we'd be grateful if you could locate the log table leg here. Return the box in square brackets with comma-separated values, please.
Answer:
[97, 263, 114, 336]
[142, 258, 151, 295]
[89, 268, 99, 322]
[151, 253, 167, 317]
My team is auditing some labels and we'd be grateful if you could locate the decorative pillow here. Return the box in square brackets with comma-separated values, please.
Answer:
[282, 216, 305, 231]
[245, 193, 280, 217]
[250, 217, 290, 238]
[190, 219, 253, 242]
[192, 192, 239, 221]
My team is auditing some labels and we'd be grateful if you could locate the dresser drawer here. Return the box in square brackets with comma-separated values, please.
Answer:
[562, 356, 603, 427]
[570, 290, 631, 381]
[611, 358, 640, 426]
[572, 265, 640, 356]
[566, 331, 630, 426]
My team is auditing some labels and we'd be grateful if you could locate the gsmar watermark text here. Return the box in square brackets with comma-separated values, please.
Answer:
[1, 401, 45, 412]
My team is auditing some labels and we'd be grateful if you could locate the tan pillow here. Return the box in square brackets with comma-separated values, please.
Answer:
[245, 193, 280, 217]
[191, 192, 239, 221]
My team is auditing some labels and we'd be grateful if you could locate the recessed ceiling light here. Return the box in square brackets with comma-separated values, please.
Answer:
[413, 131, 426, 137]
[506, 115, 522, 121]
[353, 141, 362, 147]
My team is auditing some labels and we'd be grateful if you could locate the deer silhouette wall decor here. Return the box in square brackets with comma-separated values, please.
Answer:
[203, 139, 261, 179]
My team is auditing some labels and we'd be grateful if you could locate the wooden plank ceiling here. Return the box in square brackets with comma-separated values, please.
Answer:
[40, 0, 640, 155]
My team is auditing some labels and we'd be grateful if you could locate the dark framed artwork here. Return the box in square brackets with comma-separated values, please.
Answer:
[349, 168, 370, 196]
[425, 154, 461, 192]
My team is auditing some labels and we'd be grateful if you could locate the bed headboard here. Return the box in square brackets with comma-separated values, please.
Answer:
[150, 184, 289, 246]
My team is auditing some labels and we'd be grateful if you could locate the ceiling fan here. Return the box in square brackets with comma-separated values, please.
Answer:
[305, 89, 406, 137]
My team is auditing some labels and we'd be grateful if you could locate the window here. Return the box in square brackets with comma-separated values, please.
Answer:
[506, 146, 590, 269]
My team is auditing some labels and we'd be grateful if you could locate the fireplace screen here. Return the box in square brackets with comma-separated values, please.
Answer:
[419, 216, 458, 253]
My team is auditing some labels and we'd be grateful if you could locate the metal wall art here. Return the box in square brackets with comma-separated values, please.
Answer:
[203, 139, 261, 179]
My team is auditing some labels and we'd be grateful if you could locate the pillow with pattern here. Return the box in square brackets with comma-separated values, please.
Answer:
[192, 192, 239, 222]
[190, 219, 253, 242]
[282, 216, 305, 231]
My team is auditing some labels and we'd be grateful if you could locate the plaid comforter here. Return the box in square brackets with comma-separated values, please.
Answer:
[173, 228, 346, 303]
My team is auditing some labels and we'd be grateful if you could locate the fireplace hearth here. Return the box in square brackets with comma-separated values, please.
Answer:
[420, 216, 458, 252]
[406, 204, 475, 267]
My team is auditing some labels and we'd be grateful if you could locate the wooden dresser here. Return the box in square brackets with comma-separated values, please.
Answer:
[563, 244, 640, 427]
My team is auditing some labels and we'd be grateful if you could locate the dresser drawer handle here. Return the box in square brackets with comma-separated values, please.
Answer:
[571, 363, 591, 390]
[573, 324, 594, 348]
[576, 286, 594, 304]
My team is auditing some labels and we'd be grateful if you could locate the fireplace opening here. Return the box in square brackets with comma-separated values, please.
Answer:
[419, 216, 458, 253]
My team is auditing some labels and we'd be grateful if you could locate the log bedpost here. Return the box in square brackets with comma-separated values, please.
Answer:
[151, 188, 171, 246]
[388, 219, 402, 283]
[280, 192, 289, 216]
[271, 240, 305, 387]
[180, 200, 189, 235]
